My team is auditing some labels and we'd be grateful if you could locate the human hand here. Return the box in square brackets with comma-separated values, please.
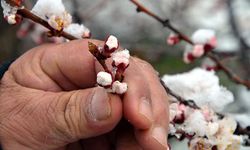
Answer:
[0, 39, 169, 150]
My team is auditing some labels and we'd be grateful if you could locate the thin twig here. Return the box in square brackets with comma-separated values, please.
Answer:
[130, 0, 250, 89]
[17, 8, 77, 40]
[7, 1, 109, 76]
[160, 79, 200, 109]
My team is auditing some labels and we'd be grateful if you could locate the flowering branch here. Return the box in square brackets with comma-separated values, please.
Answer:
[16, 8, 77, 40]
[3, 0, 129, 94]
[131, 0, 250, 148]
[130, 0, 250, 90]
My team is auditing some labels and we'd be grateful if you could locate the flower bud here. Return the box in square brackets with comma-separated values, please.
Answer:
[167, 33, 180, 45]
[97, 71, 113, 87]
[112, 81, 128, 94]
[112, 49, 130, 70]
[104, 35, 119, 53]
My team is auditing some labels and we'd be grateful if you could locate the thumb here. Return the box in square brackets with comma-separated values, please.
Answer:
[45, 87, 122, 143]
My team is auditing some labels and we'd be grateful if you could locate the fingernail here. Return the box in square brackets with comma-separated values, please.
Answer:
[139, 97, 153, 122]
[152, 127, 168, 148]
[87, 88, 111, 121]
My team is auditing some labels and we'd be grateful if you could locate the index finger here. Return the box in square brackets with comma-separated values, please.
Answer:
[41, 39, 102, 91]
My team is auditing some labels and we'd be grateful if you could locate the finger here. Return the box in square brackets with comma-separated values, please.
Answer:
[52, 87, 122, 140]
[132, 58, 169, 150]
[9, 39, 103, 91]
[122, 58, 153, 130]
[21, 86, 123, 148]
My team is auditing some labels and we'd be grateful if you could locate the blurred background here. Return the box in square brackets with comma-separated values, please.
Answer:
[0, 0, 250, 149]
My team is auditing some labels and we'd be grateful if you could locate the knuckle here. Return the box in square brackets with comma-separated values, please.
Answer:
[52, 91, 84, 139]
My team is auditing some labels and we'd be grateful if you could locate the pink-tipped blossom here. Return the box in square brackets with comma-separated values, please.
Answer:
[183, 52, 196, 64]
[104, 35, 119, 53]
[192, 44, 205, 58]
[111, 49, 130, 69]
[167, 33, 180, 45]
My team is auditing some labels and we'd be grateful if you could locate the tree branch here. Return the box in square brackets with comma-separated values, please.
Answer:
[17, 8, 78, 40]
[131, 0, 250, 142]
[130, 0, 250, 89]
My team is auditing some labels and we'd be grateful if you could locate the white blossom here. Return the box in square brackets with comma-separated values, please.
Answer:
[111, 81, 128, 94]
[111, 49, 130, 67]
[215, 117, 242, 150]
[206, 122, 219, 136]
[162, 68, 234, 111]
[189, 138, 214, 150]
[96, 72, 112, 87]
[32, 0, 72, 30]
[64, 23, 91, 39]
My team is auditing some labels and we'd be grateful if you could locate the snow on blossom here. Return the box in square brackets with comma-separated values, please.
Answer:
[104, 35, 119, 52]
[169, 103, 243, 150]
[192, 29, 216, 47]
[184, 110, 207, 136]
[111, 49, 130, 68]
[1, 0, 21, 24]
[64, 23, 91, 39]
[162, 68, 234, 111]
[111, 81, 128, 94]
[31, 0, 72, 30]
[96, 71, 112, 87]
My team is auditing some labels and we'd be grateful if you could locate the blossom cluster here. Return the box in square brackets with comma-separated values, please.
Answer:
[167, 29, 217, 65]
[1, 0, 91, 43]
[162, 68, 244, 150]
[89, 35, 130, 94]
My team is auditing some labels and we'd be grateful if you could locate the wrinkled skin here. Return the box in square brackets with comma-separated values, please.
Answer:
[0, 39, 169, 150]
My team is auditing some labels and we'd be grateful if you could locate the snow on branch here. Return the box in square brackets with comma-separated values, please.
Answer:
[130, 0, 250, 90]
